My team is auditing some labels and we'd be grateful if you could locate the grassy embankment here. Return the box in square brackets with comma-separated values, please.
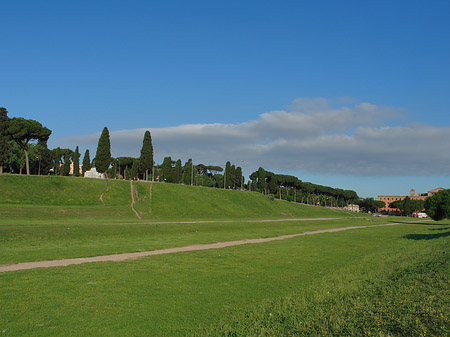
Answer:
[0, 174, 354, 221]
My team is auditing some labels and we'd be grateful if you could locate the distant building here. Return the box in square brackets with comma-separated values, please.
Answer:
[344, 204, 360, 212]
[377, 188, 444, 212]
[69, 162, 83, 176]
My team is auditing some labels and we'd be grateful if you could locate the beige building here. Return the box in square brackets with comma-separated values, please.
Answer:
[377, 188, 444, 212]
[344, 204, 360, 212]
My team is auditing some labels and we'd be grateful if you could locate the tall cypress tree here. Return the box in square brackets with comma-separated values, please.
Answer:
[182, 159, 193, 185]
[230, 165, 236, 188]
[72, 146, 80, 176]
[82, 149, 91, 175]
[139, 130, 153, 181]
[225, 161, 231, 189]
[235, 166, 243, 190]
[0, 107, 10, 174]
[62, 149, 72, 176]
[174, 159, 182, 183]
[161, 156, 173, 182]
[95, 127, 111, 174]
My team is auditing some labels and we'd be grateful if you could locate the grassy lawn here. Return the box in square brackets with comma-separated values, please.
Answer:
[1, 221, 449, 336]
[0, 216, 394, 265]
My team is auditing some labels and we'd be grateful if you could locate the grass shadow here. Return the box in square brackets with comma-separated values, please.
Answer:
[388, 220, 437, 226]
[404, 230, 450, 240]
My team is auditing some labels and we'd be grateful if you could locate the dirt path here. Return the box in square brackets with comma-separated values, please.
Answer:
[0, 222, 404, 273]
[130, 181, 142, 219]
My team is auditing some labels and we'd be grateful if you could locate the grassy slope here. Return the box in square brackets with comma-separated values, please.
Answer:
[0, 222, 448, 336]
[0, 174, 354, 221]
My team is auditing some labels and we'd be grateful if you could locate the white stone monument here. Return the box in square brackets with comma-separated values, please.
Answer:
[84, 167, 105, 179]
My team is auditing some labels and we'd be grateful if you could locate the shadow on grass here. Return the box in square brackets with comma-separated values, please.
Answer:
[388, 220, 437, 226]
[404, 230, 450, 240]
[428, 227, 450, 231]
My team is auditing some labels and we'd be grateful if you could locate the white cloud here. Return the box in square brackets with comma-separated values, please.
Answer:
[58, 98, 450, 176]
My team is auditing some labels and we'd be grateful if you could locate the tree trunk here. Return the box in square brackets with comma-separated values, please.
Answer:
[279, 188, 281, 200]
[24, 149, 30, 175]
[0, 165, 2, 174]
[294, 189, 297, 203]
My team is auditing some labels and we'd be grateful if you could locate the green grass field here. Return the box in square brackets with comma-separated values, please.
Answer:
[0, 175, 449, 336]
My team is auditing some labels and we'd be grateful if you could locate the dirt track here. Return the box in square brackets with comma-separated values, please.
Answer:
[0, 222, 401, 273]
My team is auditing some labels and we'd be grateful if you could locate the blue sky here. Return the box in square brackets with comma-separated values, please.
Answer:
[1, 0, 450, 197]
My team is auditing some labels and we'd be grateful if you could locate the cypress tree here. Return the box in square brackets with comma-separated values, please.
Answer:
[161, 156, 173, 182]
[72, 146, 80, 176]
[139, 130, 154, 181]
[174, 159, 182, 183]
[95, 127, 111, 174]
[230, 165, 236, 188]
[235, 166, 243, 190]
[225, 161, 231, 189]
[0, 107, 10, 174]
[182, 159, 193, 185]
[62, 151, 72, 176]
[82, 149, 91, 175]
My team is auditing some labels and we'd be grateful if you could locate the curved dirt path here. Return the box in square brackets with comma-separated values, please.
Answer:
[0, 222, 403, 273]
[130, 181, 142, 219]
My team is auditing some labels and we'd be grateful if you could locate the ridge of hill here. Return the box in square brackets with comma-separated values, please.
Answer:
[0, 174, 356, 220]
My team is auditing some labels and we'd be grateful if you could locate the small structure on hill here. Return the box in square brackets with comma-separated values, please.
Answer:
[344, 204, 360, 212]
[84, 167, 105, 179]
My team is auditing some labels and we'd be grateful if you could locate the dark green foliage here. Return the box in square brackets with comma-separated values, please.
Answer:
[389, 198, 425, 214]
[95, 127, 111, 174]
[82, 149, 91, 175]
[403, 196, 411, 215]
[139, 130, 153, 181]
[359, 198, 385, 213]
[62, 149, 73, 176]
[5, 141, 25, 173]
[174, 159, 182, 183]
[161, 156, 174, 182]
[130, 159, 140, 180]
[235, 166, 242, 190]
[249, 167, 359, 206]
[51, 147, 63, 175]
[225, 161, 232, 188]
[425, 189, 450, 220]
[117, 157, 135, 179]
[7, 117, 52, 175]
[0, 107, 10, 173]
[182, 159, 193, 185]
[35, 140, 52, 175]
[72, 146, 80, 177]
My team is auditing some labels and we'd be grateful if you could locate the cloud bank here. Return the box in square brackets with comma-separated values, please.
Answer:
[61, 98, 450, 176]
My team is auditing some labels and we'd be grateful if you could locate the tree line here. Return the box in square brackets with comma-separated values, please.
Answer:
[248, 167, 359, 207]
[1, 108, 365, 209]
